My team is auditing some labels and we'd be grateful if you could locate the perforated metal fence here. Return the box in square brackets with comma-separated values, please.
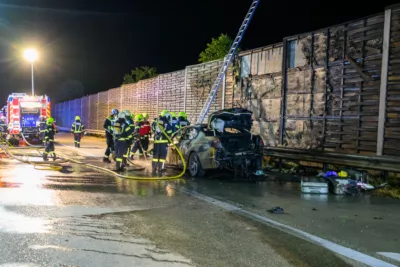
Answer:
[54, 59, 229, 131]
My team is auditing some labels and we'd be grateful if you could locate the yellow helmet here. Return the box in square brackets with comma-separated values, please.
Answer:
[170, 112, 176, 118]
[75, 116, 81, 121]
[142, 113, 149, 119]
[178, 111, 187, 118]
[46, 117, 54, 124]
[160, 110, 169, 117]
[135, 114, 144, 122]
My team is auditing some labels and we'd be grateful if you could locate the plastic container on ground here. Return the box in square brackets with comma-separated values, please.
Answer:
[301, 176, 329, 194]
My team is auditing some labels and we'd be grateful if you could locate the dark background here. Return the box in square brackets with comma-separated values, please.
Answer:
[0, 0, 398, 104]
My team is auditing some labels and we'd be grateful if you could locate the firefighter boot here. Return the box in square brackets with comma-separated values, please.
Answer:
[43, 153, 48, 161]
[116, 162, 124, 172]
[103, 157, 111, 163]
[122, 158, 128, 167]
[52, 153, 57, 161]
[151, 162, 157, 177]
[158, 162, 164, 177]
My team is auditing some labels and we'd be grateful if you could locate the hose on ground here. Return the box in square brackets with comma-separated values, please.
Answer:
[0, 122, 187, 180]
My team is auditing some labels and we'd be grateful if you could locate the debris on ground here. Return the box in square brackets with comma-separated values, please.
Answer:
[301, 176, 328, 194]
[267, 207, 284, 214]
[318, 170, 388, 195]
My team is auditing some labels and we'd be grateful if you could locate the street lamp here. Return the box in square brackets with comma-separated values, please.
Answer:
[23, 48, 38, 96]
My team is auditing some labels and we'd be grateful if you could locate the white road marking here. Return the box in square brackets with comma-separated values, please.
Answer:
[377, 253, 400, 263]
[55, 137, 397, 267]
[173, 186, 397, 267]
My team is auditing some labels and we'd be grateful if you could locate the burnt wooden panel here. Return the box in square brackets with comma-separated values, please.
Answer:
[384, 6, 400, 156]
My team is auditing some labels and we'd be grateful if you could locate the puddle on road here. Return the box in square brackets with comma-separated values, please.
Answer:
[0, 156, 186, 199]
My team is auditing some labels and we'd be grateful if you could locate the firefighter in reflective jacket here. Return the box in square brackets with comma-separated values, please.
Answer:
[130, 114, 145, 159]
[141, 113, 151, 154]
[114, 111, 132, 171]
[71, 116, 85, 148]
[170, 112, 178, 133]
[103, 108, 119, 163]
[151, 110, 172, 176]
[43, 117, 56, 161]
[175, 111, 190, 136]
[39, 116, 47, 146]
[123, 110, 134, 166]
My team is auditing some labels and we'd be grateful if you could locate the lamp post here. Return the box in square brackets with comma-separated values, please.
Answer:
[23, 49, 38, 96]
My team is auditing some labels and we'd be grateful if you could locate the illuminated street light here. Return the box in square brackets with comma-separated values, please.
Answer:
[23, 48, 38, 96]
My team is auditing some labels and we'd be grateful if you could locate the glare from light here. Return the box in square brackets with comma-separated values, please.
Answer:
[23, 48, 38, 63]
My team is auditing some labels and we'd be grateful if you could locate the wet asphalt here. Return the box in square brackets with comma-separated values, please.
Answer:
[0, 133, 399, 267]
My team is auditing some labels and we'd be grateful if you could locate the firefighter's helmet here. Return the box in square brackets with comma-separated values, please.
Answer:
[117, 111, 126, 119]
[170, 112, 176, 118]
[178, 111, 187, 118]
[111, 108, 119, 115]
[135, 114, 144, 122]
[47, 117, 55, 124]
[160, 110, 169, 117]
[142, 113, 149, 119]
[123, 110, 131, 118]
[75, 116, 81, 121]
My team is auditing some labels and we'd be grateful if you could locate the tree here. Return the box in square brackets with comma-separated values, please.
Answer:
[198, 34, 236, 63]
[122, 66, 157, 84]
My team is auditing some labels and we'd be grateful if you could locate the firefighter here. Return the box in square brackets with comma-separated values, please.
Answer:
[141, 113, 151, 154]
[0, 116, 7, 140]
[114, 111, 131, 171]
[123, 110, 134, 166]
[38, 116, 47, 146]
[176, 111, 190, 136]
[71, 116, 85, 148]
[170, 112, 178, 133]
[103, 108, 118, 163]
[43, 117, 56, 161]
[151, 110, 172, 177]
[130, 114, 145, 159]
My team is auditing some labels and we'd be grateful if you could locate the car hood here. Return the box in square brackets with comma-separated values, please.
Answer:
[208, 108, 253, 131]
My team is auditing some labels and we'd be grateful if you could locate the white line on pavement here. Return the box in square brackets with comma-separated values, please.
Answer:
[173, 186, 397, 267]
[377, 253, 400, 263]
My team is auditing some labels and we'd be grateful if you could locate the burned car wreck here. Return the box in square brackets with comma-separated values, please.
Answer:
[167, 108, 264, 178]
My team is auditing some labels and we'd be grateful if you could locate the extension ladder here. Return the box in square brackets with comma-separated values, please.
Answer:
[196, 0, 260, 124]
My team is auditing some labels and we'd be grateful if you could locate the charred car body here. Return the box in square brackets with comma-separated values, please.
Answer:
[168, 108, 264, 178]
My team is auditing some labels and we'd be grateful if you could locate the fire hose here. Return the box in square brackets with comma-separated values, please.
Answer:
[0, 123, 187, 180]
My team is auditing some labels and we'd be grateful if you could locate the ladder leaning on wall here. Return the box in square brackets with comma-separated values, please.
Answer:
[196, 0, 260, 124]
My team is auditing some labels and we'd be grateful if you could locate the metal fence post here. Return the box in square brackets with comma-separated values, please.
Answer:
[120, 86, 123, 111]
[97, 93, 100, 130]
[157, 76, 160, 115]
[88, 97, 91, 130]
[279, 39, 288, 145]
[184, 68, 187, 112]
[377, 8, 392, 156]
[222, 68, 226, 110]
[107, 91, 109, 114]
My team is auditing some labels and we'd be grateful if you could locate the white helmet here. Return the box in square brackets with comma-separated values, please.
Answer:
[117, 111, 126, 119]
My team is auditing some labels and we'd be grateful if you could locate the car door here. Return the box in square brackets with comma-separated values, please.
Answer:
[179, 127, 199, 160]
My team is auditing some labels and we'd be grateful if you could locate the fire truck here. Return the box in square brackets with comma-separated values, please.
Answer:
[6, 93, 51, 141]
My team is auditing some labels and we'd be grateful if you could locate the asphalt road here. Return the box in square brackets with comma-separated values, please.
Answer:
[0, 133, 399, 267]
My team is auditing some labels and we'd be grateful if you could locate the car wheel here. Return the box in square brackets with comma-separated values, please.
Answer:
[188, 152, 204, 177]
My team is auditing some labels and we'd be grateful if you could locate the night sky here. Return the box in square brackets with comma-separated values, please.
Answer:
[0, 0, 398, 104]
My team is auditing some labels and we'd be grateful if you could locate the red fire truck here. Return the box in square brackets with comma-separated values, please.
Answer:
[6, 93, 51, 141]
